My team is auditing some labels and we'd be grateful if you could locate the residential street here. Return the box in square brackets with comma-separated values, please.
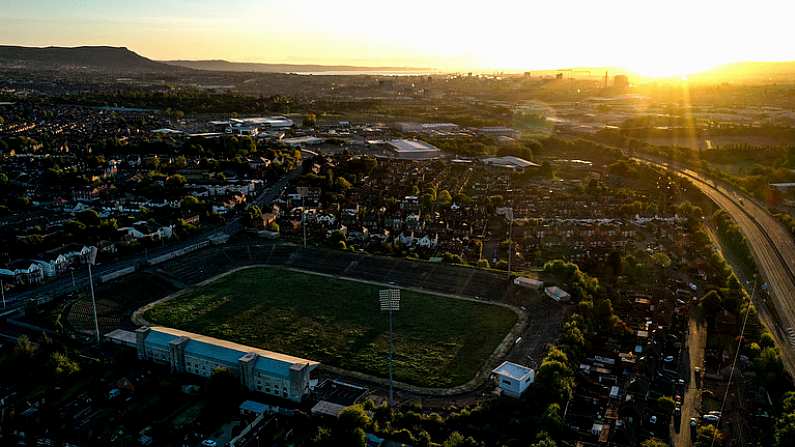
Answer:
[671, 314, 706, 447]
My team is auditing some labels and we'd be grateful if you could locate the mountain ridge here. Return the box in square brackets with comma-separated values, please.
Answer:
[161, 59, 432, 73]
[0, 45, 185, 72]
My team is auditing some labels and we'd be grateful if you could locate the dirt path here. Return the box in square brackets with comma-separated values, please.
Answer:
[671, 313, 706, 447]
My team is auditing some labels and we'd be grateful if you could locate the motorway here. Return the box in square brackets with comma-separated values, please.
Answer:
[634, 156, 795, 377]
[4, 169, 298, 310]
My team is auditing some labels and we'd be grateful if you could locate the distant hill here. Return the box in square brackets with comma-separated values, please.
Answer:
[0, 45, 184, 72]
[162, 59, 430, 74]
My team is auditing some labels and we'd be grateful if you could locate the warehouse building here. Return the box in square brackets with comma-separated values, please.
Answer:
[111, 326, 319, 402]
[385, 139, 441, 160]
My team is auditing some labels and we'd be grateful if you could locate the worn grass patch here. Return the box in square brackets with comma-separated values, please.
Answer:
[144, 267, 517, 387]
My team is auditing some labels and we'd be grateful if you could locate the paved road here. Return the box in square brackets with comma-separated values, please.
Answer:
[4, 169, 298, 310]
[671, 314, 706, 447]
[634, 156, 795, 377]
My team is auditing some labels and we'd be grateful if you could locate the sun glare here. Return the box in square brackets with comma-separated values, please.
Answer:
[625, 58, 720, 79]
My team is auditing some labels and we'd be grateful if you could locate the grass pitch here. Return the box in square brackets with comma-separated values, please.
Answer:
[144, 267, 517, 387]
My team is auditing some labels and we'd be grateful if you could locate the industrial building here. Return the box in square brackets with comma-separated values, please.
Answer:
[384, 139, 441, 160]
[107, 326, 319, 402]
[209, 116, 295, 136]
[481, 156, 540, 171]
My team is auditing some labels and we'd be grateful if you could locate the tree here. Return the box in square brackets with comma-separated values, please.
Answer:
[437, 189, 453, 207]
[755, 347, 785, 382]
[78, 209, 101, 227]
[165, 174, 187, 194]
[536, 346, 575, 403]
[14, 335, 37, 361]
[304, 112, 317, 127]
[656, 396, 676, 416]
[560, 318, 586, 360]
[337, 405, 370, 446]
[530, 431, 558, 447]
[442, 432, 480, 447]
[338, 404, 370, 432]
[542, 403, 564, 437]
[700, 290, 723, 316]
[180, 196, 201, 214]
[640, 438, 669, 447]
[775, 411, 795, 446]
[651, 252, 672, 269]
[51, 351, 80, 379]
[695, 424, 723, 447]
[243, 205, 262, 228]
[607, 251, 623, 276]
[336, 177, 352, 190]
[64, 220, 87, 236]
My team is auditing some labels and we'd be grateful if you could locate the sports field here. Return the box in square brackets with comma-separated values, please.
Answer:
[144, 267, 518, 387]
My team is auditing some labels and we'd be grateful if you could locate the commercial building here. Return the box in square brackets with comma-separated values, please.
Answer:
[492, 361, 534, 398]
[393, 122, 459, 133]
[482, 156, 540, 171]
[478, 127, 520, 138]
[212, 116, 295, 136]
[109, 326, 319, 402]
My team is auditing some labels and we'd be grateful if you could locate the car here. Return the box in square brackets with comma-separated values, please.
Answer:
[702, 414, 720, 424]
[201, 440, 217, 447]
[675, 406, 682, 417]
[690, 418, 698, 427]
[649, 415, 657, 424]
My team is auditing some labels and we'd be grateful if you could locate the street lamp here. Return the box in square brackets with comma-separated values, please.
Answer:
[379, 288, 400, 406]
[86, 246, 101, 344]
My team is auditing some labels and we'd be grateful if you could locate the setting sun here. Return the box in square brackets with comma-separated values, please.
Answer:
[3, 0, 795, 73]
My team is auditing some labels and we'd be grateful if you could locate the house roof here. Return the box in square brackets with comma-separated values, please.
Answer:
[493, 361, 534, 381]
[239, 400, 268, 414]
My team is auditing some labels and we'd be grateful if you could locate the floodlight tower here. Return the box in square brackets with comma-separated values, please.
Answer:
[379, 288, 400, 406]
[86, 246, 101, 344]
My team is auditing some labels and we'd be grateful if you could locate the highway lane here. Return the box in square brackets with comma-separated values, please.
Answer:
[634, 157, 795, 376]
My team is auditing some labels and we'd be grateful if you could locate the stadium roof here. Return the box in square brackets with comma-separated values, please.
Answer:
[148, 326, 319, 368]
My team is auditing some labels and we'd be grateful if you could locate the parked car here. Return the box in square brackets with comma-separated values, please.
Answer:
[702, 414, 720, 424]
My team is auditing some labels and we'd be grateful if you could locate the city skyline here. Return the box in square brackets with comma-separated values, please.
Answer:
[3, 0, 795, 76]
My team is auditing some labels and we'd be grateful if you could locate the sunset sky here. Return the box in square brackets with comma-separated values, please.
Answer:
[2, 0, 795, 76]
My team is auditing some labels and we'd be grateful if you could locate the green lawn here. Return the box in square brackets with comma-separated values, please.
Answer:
[144, 267, 517, 387]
